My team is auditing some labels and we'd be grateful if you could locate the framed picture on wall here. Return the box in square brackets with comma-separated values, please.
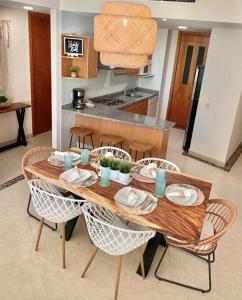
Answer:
[64, 37, 84, 57]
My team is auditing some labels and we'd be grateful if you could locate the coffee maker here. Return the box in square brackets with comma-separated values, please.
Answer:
[72, 88, 85, 109]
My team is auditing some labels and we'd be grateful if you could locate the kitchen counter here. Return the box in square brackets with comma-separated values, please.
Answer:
[62, 88, 175, 131]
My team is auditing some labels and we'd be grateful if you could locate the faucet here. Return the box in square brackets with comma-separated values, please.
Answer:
[123, 86, 127, 97]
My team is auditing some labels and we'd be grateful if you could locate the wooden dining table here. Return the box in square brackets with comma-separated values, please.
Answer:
[24, 147, 212, 277]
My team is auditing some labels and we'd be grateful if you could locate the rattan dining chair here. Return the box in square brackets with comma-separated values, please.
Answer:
[22, 146, 57, 230]
[90, 146, 131, 161]
[81, 203, 155, 300]
[137, 157, 180, 172]
[28, 179, 86, 268]
[155, 199, 237, 293]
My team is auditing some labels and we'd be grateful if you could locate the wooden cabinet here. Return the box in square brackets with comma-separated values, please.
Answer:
[61, 35, 97, 79]
[121, 98, 149, 115]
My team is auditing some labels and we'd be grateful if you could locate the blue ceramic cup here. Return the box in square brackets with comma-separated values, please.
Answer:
[100, 166, 111, 187]
[155, 168, 166, 197]
[64, 153, 73, 170]
[81, 149, 90, 165]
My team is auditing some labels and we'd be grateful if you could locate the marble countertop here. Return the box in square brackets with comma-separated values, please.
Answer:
[62, 88, 175, 131]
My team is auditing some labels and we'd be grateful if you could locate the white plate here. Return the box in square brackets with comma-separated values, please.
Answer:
[48, 156, 81, 167]
[59, 168, 92, 184]
[165, 184, 199, 206]
[114, 187, 147, 207]
[140, 166, 156, 179]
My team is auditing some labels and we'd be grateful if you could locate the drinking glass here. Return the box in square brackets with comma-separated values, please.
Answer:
[100, 167, 111, 187]
[64, 153, 73, 170]
[155, 168, 166, 197]
[81, 149, 90, 165]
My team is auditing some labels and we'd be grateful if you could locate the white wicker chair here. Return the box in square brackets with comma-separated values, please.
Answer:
[137, 157, 181, 172]
[81, 203, 155, 300]
[22, 146, 58, 230]
[28, 179, 86, 268]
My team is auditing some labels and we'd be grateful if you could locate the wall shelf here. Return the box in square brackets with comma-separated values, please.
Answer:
[61, 34, 97, 79]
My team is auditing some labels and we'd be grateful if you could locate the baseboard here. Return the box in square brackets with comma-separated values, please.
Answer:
[0, 134, 32, 148]
[184, 142, 242, 172]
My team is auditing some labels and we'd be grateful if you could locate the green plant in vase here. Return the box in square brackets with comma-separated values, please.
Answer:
[119, 161, 131, 184]
[0, 96, 8, 103]
[70, 66, 79, 78]
[99, 156, 111, 187]
[110, 159, 120, 180]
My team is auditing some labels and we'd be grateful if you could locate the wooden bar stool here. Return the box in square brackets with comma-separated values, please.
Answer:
[69, 127, 94, 149]
[100, 134, 124, 148]
[127, 140, 154, 161]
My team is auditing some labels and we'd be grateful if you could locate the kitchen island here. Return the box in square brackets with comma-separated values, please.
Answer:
[62, 88, 175, 159]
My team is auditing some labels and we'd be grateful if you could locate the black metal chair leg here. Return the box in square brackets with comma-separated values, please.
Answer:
[155, 246, 212, 293]
[83, 136, 85, 149]
[27, 194, 57, 231]
[150, 151, 152, 157]
[78, 136, 81, 148]
[90, 135, 94, 149]
[69, 134, 73, 148]
[143, 152, 145, 159]
[120, 143, 122, 149]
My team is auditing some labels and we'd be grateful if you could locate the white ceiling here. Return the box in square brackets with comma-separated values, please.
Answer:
[0, 0, 50, 13]
[156, 17, 242, 31]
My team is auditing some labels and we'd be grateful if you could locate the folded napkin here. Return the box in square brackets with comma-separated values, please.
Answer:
[145, 163, 158, 178]
[67, 167, 81, 183]
[127, 188, 138, 206]
[166, 188, 196, 201]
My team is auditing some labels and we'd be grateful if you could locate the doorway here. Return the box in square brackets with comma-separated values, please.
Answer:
[28, 12, 52, 136]
[167, 32, 210, 129]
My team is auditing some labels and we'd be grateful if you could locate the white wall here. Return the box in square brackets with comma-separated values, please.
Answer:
[158, 30, 178, 119]
[190, 28, 242, 166]
[227, 92, 242, 160]
[138, 28, 168, 91]
[0, 6, 32, 144]
[60, 0, 242, 25]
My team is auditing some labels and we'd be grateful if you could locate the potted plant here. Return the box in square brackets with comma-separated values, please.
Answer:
[119, 161, 131, 184]
[70, 66, 79, 78]
[0, 96, 10, 108]
[99, 156, 111, 187]
[109, 159, 120, 180]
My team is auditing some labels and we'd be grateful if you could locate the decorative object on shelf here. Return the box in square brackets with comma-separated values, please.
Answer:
[0, 19, 11, 95]
[70, 65, 79, 78]
[64, 36, 83, 57]
[119, 161, 131, 184]
[94, 1, 157, 68]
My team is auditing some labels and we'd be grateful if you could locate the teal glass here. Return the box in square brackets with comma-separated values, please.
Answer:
[81, 149, 90, 165]
[64, 153, 73, 170]
[155, 169, 166, 197]
[100, 167, 111, 187]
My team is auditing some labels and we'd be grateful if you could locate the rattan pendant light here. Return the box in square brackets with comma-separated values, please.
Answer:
[94, 1, 157, 68]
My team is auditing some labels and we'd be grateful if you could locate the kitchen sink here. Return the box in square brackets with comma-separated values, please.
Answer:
[125, 92, 143, 98]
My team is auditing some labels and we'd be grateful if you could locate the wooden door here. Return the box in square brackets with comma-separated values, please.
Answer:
[29, 12, 51, 136]
[167, 32, 210, 128]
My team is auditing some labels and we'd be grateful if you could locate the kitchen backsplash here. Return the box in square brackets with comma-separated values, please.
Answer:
[62, 69, 138, 105]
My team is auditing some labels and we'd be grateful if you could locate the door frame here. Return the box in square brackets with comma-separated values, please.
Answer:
[166, 31, 211, 123]
[28, 11, 51, 136]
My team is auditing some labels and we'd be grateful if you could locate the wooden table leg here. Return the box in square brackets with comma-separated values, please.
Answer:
[136, 232, 166, 278]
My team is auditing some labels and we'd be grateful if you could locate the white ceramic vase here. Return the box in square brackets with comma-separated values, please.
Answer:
[119, 172, 130, 184]
[71, 72, 77, 78]
[110, 169, 119, 180]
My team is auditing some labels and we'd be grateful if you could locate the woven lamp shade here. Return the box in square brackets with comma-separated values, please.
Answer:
[94, 1, 157, 69]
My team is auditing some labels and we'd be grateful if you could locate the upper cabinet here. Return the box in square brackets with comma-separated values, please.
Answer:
[61, 34, 98, 79]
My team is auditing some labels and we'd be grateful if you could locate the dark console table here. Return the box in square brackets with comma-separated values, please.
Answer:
[0, 102, 31, 152]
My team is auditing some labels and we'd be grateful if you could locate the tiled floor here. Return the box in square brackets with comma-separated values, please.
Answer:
[0, 128, 241, 300]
